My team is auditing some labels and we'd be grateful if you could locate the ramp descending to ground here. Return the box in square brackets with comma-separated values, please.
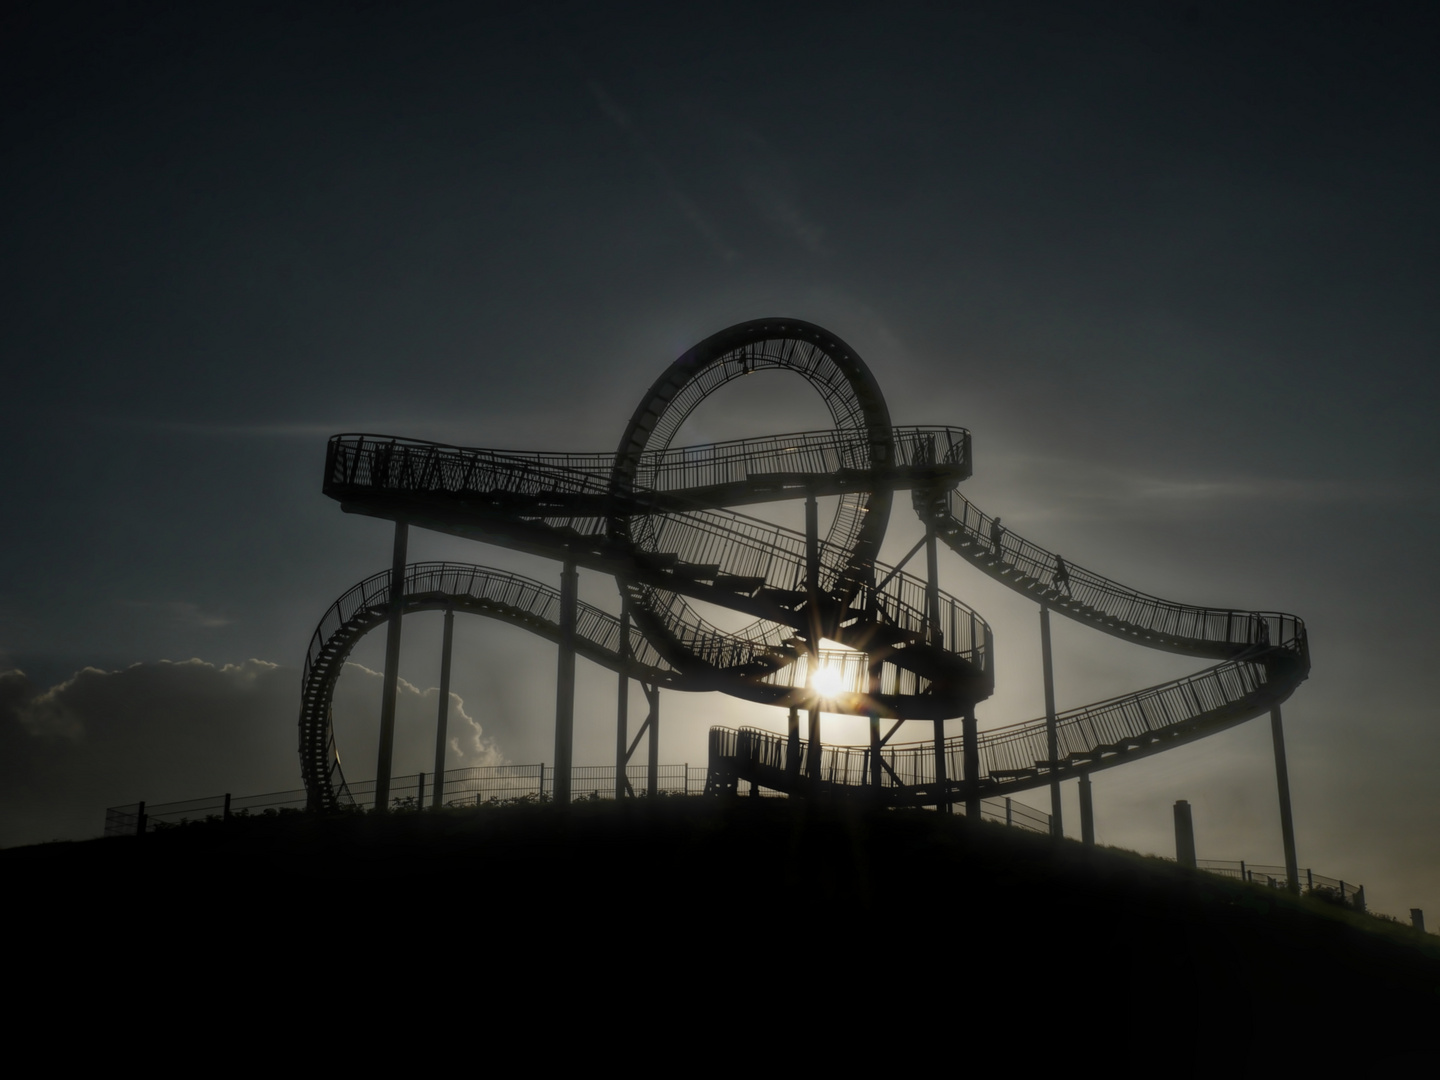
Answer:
[304, 318, 1308, 810]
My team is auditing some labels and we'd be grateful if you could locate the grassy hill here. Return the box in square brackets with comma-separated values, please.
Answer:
[9, 797, 1434, 1069]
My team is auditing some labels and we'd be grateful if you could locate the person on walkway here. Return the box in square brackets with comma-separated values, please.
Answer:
[989, 516, 1005, 558]
[1053, 554, 1071, 595]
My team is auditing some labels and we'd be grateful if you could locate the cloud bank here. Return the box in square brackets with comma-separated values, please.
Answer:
[0, 658, 501, 848]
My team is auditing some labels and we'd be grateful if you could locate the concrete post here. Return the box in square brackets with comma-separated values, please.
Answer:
[553, 560, 578, 806]
[1174, 800, 1197, 868]
[375, 521, 408, 813]
[432, 606, 454, 808]
[1079, 772, 1095, 846]
[1040, 604, 1063, 838]
[1270, 705, 1300, 891]
[1411, 909, 1426, 933]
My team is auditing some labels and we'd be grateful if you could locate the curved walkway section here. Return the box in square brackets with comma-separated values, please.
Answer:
[711, 493, 1309, 804]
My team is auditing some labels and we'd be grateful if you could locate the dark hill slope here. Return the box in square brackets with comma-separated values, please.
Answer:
[7, 799, 1434, 1070]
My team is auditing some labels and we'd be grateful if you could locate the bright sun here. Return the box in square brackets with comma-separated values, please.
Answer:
[810, 664, 845, 699]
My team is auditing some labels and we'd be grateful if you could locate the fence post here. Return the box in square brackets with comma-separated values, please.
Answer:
[223, 793, 232, 823]
[1411, 909, 1426, 933]
[136, 801, 147, 838]
[418, 772, 425, 810]
[1005, 797, 1012, 828]
[1355, 885, 1366, 913]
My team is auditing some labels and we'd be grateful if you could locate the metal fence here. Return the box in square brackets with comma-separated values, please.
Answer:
[1197, 860, 1366, 910]
[104, 764, 718, 836]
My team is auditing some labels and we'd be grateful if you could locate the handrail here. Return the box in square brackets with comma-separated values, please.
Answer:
[926, 488, 1308, 658]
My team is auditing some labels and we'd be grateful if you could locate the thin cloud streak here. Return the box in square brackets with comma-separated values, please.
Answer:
[588, 81, 740, 264]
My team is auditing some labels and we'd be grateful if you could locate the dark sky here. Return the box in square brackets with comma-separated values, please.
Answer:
[3, 2, 1437, 917]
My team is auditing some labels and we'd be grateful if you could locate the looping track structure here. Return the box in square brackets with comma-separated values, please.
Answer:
[302, 318, 1308, 813]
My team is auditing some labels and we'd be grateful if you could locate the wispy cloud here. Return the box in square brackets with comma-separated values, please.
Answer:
[991, 455, 1435, 521]
[588, 81, 739, 264]
[116, 600, 232, 629]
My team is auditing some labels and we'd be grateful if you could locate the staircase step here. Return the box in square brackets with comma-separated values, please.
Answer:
[712, 573, 764, 594]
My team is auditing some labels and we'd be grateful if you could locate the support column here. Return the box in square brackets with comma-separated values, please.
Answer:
[925, 511, 942, 646]
[932, 717, 949, 813]
[1270, 705, 1300, 891]
[963, 706, 980, 820]
[431, 606, 454, 809]
[615, 601, 630, 798]
[787, 706, 800, 795]
[870, 713, 883, 794]
[868, 656, 883, 795]
[553, 559, 578, 806]
[1078, 772, 1095, 845]
[375, 521, 408, 813]
[1040, 604, 1063, 837]
[807, 707, 822, 784]
[804, 490, 822, 785]
[645, 682, 660, 798]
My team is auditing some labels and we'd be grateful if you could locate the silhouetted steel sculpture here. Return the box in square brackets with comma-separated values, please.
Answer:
[301, 318, 1308, 876]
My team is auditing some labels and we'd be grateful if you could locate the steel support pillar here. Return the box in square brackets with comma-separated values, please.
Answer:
[1078, 772, 1095, 845]
[787, 706, 800, 795]
[1270, 705, 1300, 891]
[963, 706, 980, 820]
[1039, 604, 1063, 837]
[804, 491, 822, 784]
[431, 606, 454, 809]
[868, 659, 883, 795]
[807, 708, 822, 784]
[375, 521, 408, 813]
[645, 682, 660, 797]
[925, 513, 942, 646]
[553, 559, 577, 806]
[615, 602, 630, 798]
[870, 713, 882, 794]
[933, 717, 949, 812]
